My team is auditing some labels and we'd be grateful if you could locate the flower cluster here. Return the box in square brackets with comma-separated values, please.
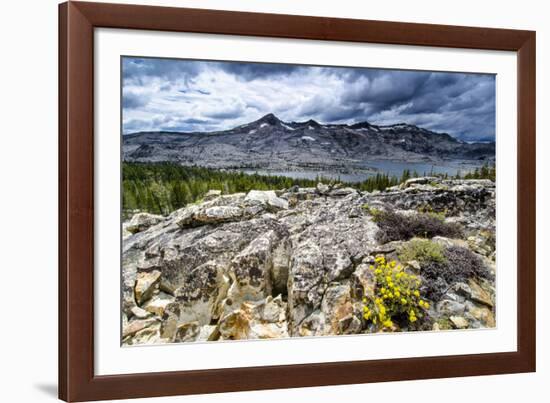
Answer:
[362, 255, 429, 330]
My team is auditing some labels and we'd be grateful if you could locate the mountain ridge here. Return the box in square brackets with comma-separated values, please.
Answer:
[123, 113, 495, 171]
[125, 113, 489, 143]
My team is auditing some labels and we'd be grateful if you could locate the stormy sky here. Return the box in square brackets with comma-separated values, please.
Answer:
[122, 57, 496, 142]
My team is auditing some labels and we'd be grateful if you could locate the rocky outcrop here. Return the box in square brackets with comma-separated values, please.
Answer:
[122, 178, 496, 345]
[245, 190, 289, 211]
[125, 212, 164, 234]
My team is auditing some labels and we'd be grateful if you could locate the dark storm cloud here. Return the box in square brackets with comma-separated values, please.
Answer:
[122, 57, 203, 85]
[122, 90, 150, 109]
[122, 56, 496, 142]
[122, 58, 301, 84]
[203, 104, 245, 119]
[214, 62, 303, 81]
[318, 69, 495, 140]
[181, 117, 211, 125]
[341, 70, 431, 108]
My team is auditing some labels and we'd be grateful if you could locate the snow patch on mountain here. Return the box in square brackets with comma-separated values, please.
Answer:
[282, 123, 296, 131]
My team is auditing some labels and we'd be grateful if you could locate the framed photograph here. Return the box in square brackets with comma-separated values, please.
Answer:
[59, 1, 536, 401]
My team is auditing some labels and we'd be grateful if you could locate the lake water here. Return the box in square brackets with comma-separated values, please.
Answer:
[241, 160, 482, 183]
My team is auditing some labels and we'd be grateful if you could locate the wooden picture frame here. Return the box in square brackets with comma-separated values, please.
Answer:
[59, 1, 536, 401]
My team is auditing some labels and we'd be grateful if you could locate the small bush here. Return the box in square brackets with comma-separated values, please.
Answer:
[416, 204, 445, 216]
[362, 256, 429, 331]
[362, 204, 384, 218]
[373, 209, 463, 243]
[420, 245, 492, 301]
[398, 238, 446, 264]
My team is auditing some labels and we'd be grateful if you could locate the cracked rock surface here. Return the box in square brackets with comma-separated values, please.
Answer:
[122, 179, 496, 345]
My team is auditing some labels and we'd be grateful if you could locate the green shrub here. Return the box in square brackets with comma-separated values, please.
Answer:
[398, 238, 446, 264]
[373, 209, 463, 243]
[417, 204, 448, 220]
[362, 204, 385, 220]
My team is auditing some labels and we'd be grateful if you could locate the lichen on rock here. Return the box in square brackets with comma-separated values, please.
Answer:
[122, 178, 496, 345]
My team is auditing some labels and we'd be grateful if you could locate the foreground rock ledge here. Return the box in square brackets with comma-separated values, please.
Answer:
[121, 181, 496, 345]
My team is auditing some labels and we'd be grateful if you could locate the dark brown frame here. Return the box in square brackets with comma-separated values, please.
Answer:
[59, 1, 536, 401]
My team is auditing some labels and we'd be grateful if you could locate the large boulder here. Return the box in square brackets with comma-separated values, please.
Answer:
[329, 187, 357, 197]
[171, 260, 231, 326]
[449, 316, 469, 329]
[297, 283, 361, 337]
[245, 190, 289, 211]
[143, 291, 175, 316]
[193, 206, 243, 225]
[175, 204, 244, 228]
[122, 318, 159, 338]
[287, 239, 325, 333]
[173, 322, 220, 343]
[467, 279, 494, 308]
[316, 182, 330, 195]
[126, 212, 164, 234]
[270, 238, 291, 296]
[436, 299, 466, 316]
[135, 270, 161, 305]
[218, 295, 289, 340]
[203, 189, 222, 201]
[123, 322, 162, 346]
[351, 263, 376, 299]
[227, 231, 278, 303]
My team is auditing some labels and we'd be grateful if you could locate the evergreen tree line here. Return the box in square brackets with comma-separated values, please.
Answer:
[122, 162, 495, 216]
[122, 163, 319, 216]
[461, 163, 496, 181]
